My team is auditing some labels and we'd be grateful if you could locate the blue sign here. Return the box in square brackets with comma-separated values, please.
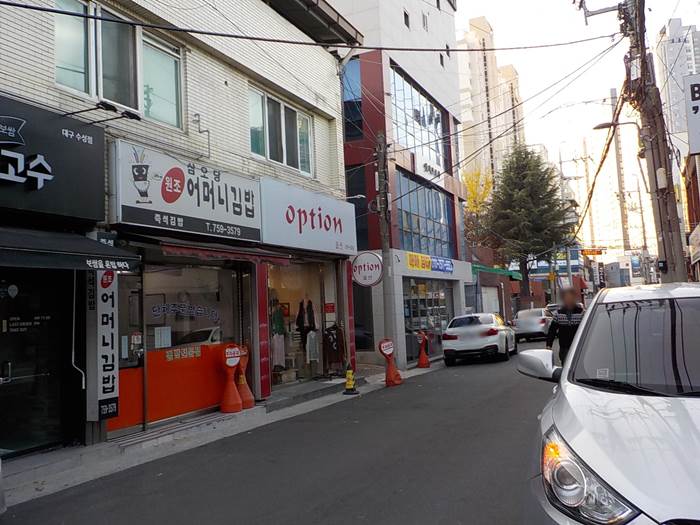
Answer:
[431, 257, 454, 273]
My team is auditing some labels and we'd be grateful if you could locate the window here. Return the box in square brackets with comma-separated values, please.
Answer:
[396, 168, 455, 258]
[142, 38, 181, 127]
[54, 5, 183, 126]
[250, 88, 313, 176]
[55, 0, 89, 93]
[404, 10, 410, 28]
[342, 58, 363, 140]
[100, 10, 138, 109]
[422, 12, 428, 31]
[249, 90, 266, 156]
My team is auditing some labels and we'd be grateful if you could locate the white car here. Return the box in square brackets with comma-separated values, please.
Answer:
[442, 313, 516, 366]
[518, 284, 700, 524]
[514, 308, 552, 342]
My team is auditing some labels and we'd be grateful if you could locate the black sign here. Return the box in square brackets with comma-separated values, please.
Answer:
[0, 95, 105, 221]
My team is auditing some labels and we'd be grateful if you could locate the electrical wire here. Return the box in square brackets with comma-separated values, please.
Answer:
[0, 1, 620, 53]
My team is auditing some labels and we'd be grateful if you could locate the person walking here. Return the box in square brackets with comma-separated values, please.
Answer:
[546, 288, 584, 364]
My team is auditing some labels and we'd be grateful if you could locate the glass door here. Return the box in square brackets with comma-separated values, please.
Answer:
[0, 269, 72, 458]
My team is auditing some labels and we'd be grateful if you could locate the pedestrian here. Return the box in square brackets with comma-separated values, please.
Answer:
[546, 288, 584, 364]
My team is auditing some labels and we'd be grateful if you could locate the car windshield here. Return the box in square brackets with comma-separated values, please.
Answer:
[573, 299, 700, 396]
[450, 315, 491, 328]
[518, 309, 542, 319]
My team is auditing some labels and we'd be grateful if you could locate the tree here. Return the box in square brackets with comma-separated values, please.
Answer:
[487, 145, 572, 299]
[461, 169, 495, 248]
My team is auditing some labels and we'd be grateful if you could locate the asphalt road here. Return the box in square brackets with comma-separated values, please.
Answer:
[3, 342, 554, 525]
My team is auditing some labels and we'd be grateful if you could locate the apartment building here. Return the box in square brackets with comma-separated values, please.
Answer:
[0, 0, 362, 458]
[457, 17, 525, 181]
[332, 0, 474, 368]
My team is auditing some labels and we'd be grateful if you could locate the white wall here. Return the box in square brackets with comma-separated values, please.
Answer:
[0, 0, 346, 207]
[331, 0, 459, 118]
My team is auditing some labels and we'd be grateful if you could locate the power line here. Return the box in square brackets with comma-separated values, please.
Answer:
[0, 1, 620, 53]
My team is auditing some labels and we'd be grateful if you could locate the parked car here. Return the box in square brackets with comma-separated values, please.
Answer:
[442, 313, 515, 366]
[514, 308, 552, 342]
[174, 326, 222, 346]
[517, 284, 700, 524]
[545, 303, 559, 314]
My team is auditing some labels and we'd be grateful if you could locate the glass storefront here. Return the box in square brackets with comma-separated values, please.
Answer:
[109, 261, 254, 433]
[268, 261, 342, 387]
[403, 277, 454, 362]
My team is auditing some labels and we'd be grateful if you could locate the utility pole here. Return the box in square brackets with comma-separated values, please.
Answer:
[575, 0, 687, 282]
[376, 132, 397, 350]
[611, 88, 632, 252]
[582, 139, 596, 247]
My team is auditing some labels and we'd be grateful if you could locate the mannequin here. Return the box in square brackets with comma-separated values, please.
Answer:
[295, 294, 317, 359]
[271, 299, 286, 369]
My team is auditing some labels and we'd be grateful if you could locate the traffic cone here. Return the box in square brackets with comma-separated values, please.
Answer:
[236, 345, 256, 409]
[221, 362, 243, 413]
[343, 362, 359, 395]
[385, 356, 403, 387]
[417, 331, 431, 368]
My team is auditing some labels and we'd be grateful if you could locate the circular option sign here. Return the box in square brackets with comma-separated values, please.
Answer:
[352, 252, 383, 287]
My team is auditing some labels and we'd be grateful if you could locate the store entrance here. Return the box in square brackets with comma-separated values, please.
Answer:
[0, 268, 80, 459]
[403, 277, 454, 362]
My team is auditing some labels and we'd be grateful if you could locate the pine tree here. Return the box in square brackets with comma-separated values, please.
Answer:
[487, 145, 572, 298]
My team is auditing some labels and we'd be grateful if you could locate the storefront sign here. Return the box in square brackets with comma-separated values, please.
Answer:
[86, 270, 119, 421]
[260, 178, 357, 256]
[406, 252, 454, 273]
[114, 140, 261, 242]
[0, 95, 105, 221]
[352, 251, 383, 286]
[685, 73, 700, 155]
[324, 303, 336, 314]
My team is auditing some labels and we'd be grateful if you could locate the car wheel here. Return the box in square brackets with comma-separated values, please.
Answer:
[512, 337, 518, 354]
[444, 357, 456, 367]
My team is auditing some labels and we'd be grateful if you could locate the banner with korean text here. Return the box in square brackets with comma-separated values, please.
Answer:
[114, 141, 261, 242]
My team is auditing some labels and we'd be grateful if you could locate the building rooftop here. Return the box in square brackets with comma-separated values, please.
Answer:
[264, 0, 363, 46]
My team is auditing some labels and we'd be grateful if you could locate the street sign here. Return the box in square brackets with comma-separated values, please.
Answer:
[684, 73, 700, 155]
[352, 252, 383, 287]
[581, 249, 604, 256]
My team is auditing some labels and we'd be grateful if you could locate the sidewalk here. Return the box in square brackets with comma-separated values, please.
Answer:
[1, 363, 442, 510]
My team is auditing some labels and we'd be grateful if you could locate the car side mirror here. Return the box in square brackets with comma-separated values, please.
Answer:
[517, 349, 562, 383]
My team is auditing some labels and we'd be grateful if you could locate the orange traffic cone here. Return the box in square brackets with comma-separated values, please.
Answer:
[417, 331, 431, 368]
[236, 345, 255, 409]
[378, 339, 403, 387]
[221, 346, 243, 413]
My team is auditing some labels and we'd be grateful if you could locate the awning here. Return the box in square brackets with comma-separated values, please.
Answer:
[471, 263, 522, 281]
[161, 243, 292, 266]
[0, 227, 140, 271]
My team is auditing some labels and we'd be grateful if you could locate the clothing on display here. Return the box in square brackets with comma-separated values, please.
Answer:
[272, 334, 286, 368]
[306, 330, 320, 363]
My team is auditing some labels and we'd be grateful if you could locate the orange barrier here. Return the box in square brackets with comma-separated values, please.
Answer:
[378, 338, 402, 387]
[221, 345, 243, 413]
[417, 331, 431, 369]
[236, 345, 255, 409]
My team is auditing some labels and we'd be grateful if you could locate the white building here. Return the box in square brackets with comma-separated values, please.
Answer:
[457, 17, 525, 181]
[655, 18, 700, 236]
[0, 0, 362, 458]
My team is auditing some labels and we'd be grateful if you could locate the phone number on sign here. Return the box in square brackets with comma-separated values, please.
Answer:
[204, 221, 242, 238]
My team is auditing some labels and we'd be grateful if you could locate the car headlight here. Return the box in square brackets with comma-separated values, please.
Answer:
[542, 428, 639, 524]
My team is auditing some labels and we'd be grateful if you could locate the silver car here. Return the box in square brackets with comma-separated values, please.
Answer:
[514, 308, 553, 342]
[518, 284, 700, 524]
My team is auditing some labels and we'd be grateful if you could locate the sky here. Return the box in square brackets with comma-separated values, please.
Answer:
[454, 0, 700, 258]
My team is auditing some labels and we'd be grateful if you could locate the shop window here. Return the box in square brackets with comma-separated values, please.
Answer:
[100, 9, 138, 109]
[142, 37, 181, 127]
[55, 0, 89, 93]
[403, 277, 454, 362]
